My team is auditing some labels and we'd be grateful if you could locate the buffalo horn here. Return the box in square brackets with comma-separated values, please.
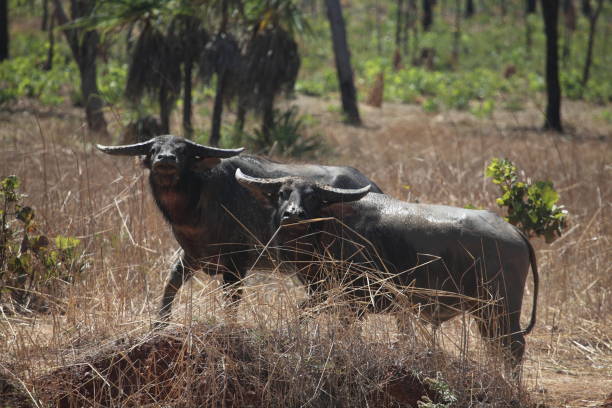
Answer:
[313, 183, 371, 204]
[96, 139, 154, 156]
[185, 139, 244, 158]
[235, 168, 295, 194]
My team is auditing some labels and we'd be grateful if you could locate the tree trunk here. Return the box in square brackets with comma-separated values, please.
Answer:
[235, 99, 247, 134]
[261, 96, 275, 145]
[396, 0, 404, 51]
[580, 0, 591, 16]
[541, 0, 563, 132]
[465, 0, 474, 17]
[452, 0, 461, 66]
[375, 1, 382, 56]
[409, 0, 418, 60]
[159, 85, 171, 134]
[422, 0, 433, 31]
[525, 8, 533, 58]
[581, 0, 603, 86]
[209, 73, 226, 147]
[325, 0, 361, 125]
[52, 0, 108, 136]
[0, 0, 8, 61]
[562, 0, 575, 60]
[527, 0, 537, 13]
[43, 12, 54, 70]
[182, 58, 193, 139]
[500, 0, 507, 15]
[42, 0, 49, 30]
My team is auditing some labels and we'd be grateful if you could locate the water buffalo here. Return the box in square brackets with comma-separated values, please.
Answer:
[235, 169, 538, 367]
[96, 135, 382, 325]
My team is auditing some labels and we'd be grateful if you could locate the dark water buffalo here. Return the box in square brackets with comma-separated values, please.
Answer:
[96, 135, 382, 325]
[235, 169, 538, 367]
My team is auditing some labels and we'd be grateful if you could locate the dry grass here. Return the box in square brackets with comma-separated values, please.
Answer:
[0, 96, 610, 407]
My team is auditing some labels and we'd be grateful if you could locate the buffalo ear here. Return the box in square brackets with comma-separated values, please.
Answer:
[191, 157, 221, 171]
[234, 168, 286, 208]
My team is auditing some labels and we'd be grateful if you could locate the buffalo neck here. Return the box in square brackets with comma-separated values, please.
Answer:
[150, 170, 202, 225]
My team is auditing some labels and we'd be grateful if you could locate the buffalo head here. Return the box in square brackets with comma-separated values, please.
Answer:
[97, 135, 244, 187]
[235, 168, 370, 227]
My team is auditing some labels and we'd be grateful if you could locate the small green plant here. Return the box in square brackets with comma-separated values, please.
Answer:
[249, 107, 326, 158]
[0, 175, 86, 313]
[417, 372, 458, 408]
[486, 158, 568, 242]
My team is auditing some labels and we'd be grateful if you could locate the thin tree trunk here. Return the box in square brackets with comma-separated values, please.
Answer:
[525, 8, 533, 58]
[262, 97, 275, 145]
[325, 0, 361, 125]
[375, 1, 382, 56]
[396, 0, 404, 51]
[562, 0, 575, 61]
[0, 0, 8, 61]
[409, 0, 418, 60]
[542, 0, 563, 132]
[42, 0, 49, 30]
[209, 74, 226, 147]
[182, 58, 193, 139]
[422, 0, 433, 31]
[580, 0, 591, 16]
[52, 0, 108, 136]
[581, 0, 603, 86]
[465, 0, 474, 17]
[452, 0, 461, 66]
[159, 85, 171, 134]
[43, 13, 54, 70]
[527, 0, 537, 13]
[500, 0, 507, 15]
[235, 99, 247, 133]
[402, 0, 412, 56]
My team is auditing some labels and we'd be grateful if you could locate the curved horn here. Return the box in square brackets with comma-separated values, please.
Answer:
[235, 168, 295, 194]
[313, 183, 371, 204]
[185, 139, 244, 158]
[96, 139, 154, 156]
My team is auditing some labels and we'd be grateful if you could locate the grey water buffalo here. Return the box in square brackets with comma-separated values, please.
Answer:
[96, 135, 382, 325]
[235, 169, 538, 367]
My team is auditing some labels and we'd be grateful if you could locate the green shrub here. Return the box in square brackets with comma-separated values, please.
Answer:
[486, 158, 568, 243]
[237, 107, 325, 158]
[0, 176, 87, 313]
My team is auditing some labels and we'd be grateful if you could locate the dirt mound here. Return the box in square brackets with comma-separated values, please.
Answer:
[31, 323, 445, 407]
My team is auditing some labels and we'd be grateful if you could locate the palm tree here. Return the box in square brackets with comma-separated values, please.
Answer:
[200, 32, 242, 146]
[238, 0, 303, 143]
[168, 15, 209, 138]
[125, 22, 182, 134]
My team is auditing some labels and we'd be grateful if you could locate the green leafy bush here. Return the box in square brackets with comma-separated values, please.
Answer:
[0, 176, 87, 313]
[486, 158, 568, 243]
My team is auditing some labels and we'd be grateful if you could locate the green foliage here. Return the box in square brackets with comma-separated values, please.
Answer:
[0, 35, 78, 106]
[0, 176, 87, 313]
[242, 107, 325, 158]
[486, 158, 568, 243]
[417, 372, 458, 408]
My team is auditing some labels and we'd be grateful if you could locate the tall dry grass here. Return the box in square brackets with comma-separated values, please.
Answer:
[0, 98, 610, 406]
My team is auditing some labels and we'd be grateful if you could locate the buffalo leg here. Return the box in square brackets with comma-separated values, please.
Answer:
[155, 257, 196, 328]
[222, 266, 245, 320]
[476, 305, 525, 372]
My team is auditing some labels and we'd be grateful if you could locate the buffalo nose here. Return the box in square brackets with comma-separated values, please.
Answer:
[283, 205, 305, 220]
[157, 153, 176, 162]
